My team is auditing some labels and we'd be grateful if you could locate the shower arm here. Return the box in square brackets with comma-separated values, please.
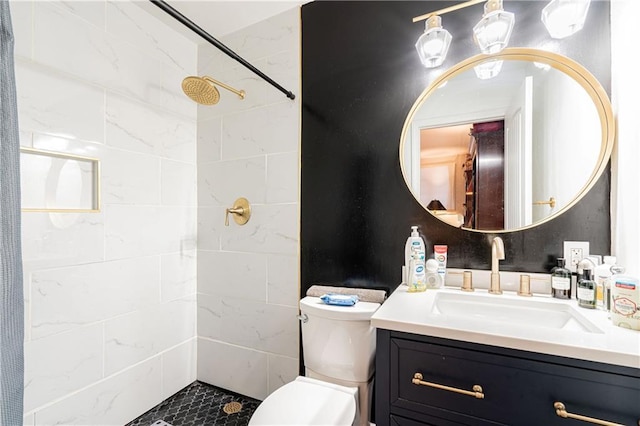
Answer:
[203, 76, 245, 99]
[149, 0, 296, 101]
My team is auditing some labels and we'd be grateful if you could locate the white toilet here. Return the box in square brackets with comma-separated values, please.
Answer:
[249, 295, 381, 425]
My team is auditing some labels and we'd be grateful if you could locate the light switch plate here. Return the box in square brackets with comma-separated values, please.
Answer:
[563, 241, 590, 273]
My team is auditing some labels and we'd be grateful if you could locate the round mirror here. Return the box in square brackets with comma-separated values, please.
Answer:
[400, 48, 614, 232]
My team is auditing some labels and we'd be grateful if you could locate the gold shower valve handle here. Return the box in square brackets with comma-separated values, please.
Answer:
[225, 197, 251, 226]
[553, 402, 625, 426]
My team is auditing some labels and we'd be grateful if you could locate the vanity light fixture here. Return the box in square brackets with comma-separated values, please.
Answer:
[541, 0, 591, 39]
[415, 15, 453, 68]
[472, 0, 515, 54]
[413, 0, 591, 69]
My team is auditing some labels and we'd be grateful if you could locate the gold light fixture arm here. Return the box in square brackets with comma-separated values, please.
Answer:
[225, 197, 251, 226]
[203, 76, 245, 99]
[553, 402, 626, 426]
[413, 0, 485, 22]
[533, 197, 556, 208]
[412, 373, 485, 399]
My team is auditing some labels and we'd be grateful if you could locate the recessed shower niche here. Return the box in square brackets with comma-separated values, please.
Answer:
[20, 147, 100, 213]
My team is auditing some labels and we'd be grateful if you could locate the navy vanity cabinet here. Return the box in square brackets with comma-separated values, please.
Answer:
[375, 329, 640, 426]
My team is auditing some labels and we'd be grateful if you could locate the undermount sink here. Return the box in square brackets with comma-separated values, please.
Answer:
[432, 291, 604, 334]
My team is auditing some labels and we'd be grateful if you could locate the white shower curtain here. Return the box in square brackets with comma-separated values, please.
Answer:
[0, 1, 25, 424]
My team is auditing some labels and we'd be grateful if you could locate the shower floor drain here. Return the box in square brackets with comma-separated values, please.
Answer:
[223, 401, 243, 414]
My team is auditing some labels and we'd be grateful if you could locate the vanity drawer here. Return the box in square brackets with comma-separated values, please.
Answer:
[389, 337, 640, 426]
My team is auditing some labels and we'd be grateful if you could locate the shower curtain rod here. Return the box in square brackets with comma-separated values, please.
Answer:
[149, 0, 296, 100]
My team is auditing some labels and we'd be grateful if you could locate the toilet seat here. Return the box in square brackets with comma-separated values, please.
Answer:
[248, 376, 357, 425]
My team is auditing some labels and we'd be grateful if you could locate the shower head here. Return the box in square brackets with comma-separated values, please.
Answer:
[181, 76, 245, 105]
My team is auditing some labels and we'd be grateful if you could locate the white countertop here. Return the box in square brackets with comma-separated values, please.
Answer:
[371, 285, 640, 369]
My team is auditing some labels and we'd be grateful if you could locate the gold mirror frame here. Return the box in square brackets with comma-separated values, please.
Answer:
[399, 47, 615, 233]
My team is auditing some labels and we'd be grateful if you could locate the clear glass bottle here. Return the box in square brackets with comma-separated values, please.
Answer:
[575, 258, 596, 299]
[551, 257, 571, 299]
[577, 268, 596, 309]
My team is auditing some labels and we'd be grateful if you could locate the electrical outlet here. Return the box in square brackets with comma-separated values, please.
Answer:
[563, 241, 590, 273]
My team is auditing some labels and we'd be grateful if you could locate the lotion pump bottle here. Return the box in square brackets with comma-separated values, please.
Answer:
[404, 226, 426, 283]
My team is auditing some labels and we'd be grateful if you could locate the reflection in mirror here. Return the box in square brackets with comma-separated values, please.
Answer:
[401, 49, 613, 232]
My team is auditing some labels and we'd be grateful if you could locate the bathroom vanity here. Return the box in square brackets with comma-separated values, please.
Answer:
[372, 286, 640, 426]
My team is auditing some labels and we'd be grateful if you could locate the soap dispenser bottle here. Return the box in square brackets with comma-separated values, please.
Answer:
[404, 226, 426, 282]
[407, 253, 427, 292]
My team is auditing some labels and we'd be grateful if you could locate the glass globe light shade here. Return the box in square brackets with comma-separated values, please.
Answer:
[473, 0, 515, 54]
[542, 0, 591, 39]
[415, 15, 452, 68]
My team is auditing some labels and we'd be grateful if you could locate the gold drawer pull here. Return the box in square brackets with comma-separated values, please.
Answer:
[554, 402, 625, 426]
[412, 373, 484, 399]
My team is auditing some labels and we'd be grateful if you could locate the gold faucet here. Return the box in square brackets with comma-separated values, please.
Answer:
[490, 237, 505, 294]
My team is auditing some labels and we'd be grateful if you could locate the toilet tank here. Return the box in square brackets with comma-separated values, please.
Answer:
[300, 296, 380, 383]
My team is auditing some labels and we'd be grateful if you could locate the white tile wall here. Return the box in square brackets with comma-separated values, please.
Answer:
[16, 0, 198, 423]
[197, 251, 267, 302]
[196, 6, 301, 399]
[24, 324, 103, 412]
[35, 358, 163, 426]
[267, 254, 299, 307]
[104, 296, 196, 375]
[31, 257, 160, 339]
[221, 101, 299, 159]
[161, 339, 198, 400]
[161, 250, 197, 303]
[105, 94, 196, 162]
[15, 60, 106, 144]
[220, 204, 299, 255]
[198, 156, 267, 206]
[197, 338, 269, 400]
[267, 353, 299, 396]
[198, 294, 298, 358]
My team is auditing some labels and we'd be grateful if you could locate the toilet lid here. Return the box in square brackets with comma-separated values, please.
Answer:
[249, 376, 357, 425]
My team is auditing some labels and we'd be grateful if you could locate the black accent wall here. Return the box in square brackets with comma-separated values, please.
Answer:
[301, 1, 611, 297]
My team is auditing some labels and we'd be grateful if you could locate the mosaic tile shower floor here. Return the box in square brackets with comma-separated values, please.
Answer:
[126, 381, 261, 426]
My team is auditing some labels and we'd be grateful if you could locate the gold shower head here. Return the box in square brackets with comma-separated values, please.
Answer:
[181, 76, 245, 105]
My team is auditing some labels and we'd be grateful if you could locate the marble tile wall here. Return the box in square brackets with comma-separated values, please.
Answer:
[14, 1, 198, 424]
[196, 7, 301, 400]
